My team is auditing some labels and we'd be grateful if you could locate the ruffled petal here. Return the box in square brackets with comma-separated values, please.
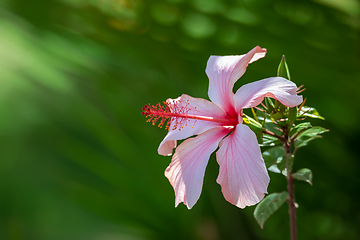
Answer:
[216, 124, 270, 208]
[205, 46, 266, 116]
[158, 94, 229, 156]
[165, 127, 231, 209]
[233, 77, 303, 111]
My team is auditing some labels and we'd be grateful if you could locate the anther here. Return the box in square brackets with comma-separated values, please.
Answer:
[142, 101, 172, 129]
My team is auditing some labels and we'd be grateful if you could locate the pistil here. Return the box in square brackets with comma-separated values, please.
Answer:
[142, 101, 238, 130]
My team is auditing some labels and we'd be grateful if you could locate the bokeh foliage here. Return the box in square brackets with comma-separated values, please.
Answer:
[0, 0, 359, 239]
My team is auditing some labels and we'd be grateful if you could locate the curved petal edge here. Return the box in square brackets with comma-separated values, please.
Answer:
[206, 46, 267, 115]
[216, 124, 270, 208]
[234, 77, 303, 111]
[165, 127, 230, 209]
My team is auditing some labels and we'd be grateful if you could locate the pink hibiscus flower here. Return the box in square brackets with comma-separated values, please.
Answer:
[142, 46, 303, 209]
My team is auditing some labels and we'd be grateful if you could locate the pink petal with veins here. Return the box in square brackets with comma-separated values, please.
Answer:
[158, 94, 229, 156]
[233, 77, 303, 111]
[216, 124, 270, 208]
[165, 127, 231, 209]
[205, 46, 266, 116]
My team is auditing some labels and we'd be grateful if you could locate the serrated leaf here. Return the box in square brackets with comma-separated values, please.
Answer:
[298, 106, 325, 120]
[254, 191, 289, 228]
[295, 126, 329, 148]
[293, 168, 313, 185]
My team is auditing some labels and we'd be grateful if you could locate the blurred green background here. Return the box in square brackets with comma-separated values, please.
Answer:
[0, 0, 359, 239]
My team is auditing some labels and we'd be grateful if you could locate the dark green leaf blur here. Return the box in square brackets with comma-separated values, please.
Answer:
[0, 0, 359, 239]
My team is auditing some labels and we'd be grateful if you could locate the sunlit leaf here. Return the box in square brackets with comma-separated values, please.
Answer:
[295, 126, 329, 148]
[293, 168, 313, 185]
[254, 191, 289, 229]
[259, 134, 280, 147]
[291, 122, 312, 135]
[298, 106, 325, 120]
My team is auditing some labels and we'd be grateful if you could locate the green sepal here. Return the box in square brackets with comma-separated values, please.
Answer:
[294, 126, 329, 148]
[270, 111, 284, 120]
[277, 55, 291, 80]
[254, 191, 289, 229]
[298, 106, 325, 120]
[264, 97, 274, 112]
[293, 168, 313, 185]
[287, 107, 298, 123]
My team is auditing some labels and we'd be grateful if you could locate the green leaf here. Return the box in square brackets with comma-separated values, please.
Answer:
[282, 155, 294, 177]
[295, 126, 329, 148]
[256, 110, 272, 123]
[263, 122, 282, 136]
[298, 106, 325, 120]
[254, 191, 289, 228]
[259, 134, 280, 147]
[290, 122, 312, 135]
[293, 168, 313, 185]
[277, 55, 291, 80]
[262, 146, 285, 173]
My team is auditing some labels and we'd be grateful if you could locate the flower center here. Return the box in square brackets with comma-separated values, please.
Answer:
[142, 100, 238, 130]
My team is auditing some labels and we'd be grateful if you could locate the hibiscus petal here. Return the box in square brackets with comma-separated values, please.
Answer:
[205, 46, 266, 116]
[216, 124, 270, 208]
[233, 77, 303, 111]
[158, 94, 229, 156]
[165, 127, 231, 209]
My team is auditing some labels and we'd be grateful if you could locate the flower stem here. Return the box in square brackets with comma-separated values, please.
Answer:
[287, 171, 297, 240]
[262, 123, 297, 239]
[282, 128, 297, 240]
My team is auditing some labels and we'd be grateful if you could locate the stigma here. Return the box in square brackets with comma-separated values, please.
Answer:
[142, 99, 239, 130]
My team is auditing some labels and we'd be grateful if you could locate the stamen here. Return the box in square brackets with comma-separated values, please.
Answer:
[142, 101, 172, 129]
[297, 85, 306, 94]
[142, 99, 238, 130]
